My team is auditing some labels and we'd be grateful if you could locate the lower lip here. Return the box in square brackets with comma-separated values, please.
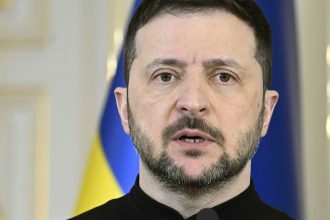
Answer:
[172, 139, 214, 149]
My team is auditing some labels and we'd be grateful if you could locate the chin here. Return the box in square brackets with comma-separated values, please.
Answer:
[175, 158, 215, 178]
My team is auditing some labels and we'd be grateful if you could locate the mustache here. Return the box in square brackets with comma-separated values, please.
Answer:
[162, 116, 225, 147]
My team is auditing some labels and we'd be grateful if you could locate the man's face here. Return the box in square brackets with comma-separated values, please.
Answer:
[115, 11, 278, 192]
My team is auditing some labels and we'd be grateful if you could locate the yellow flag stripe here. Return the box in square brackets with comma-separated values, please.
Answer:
[73, 135, 123, 216]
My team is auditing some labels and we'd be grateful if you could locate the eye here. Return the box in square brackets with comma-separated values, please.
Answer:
[159, 72, 174, 82]
[213, 71, 236, 84]
[153, 70, 178, 84]
[218, 73, 231, 82]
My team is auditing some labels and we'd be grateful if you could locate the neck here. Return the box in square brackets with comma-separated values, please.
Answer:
[139, 161, 251, 218]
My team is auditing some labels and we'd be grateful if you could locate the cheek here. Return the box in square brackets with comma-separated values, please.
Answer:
[216, 92, 261, 145]
[128, 88, 175, 145]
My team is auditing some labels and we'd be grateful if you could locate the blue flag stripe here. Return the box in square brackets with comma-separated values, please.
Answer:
[253, 1, 300, 219]
[100, 0, 141, 193]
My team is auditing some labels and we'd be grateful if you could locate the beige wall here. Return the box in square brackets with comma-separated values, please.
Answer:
[0, 0, 132, 219]
[295, 0, 330, 219]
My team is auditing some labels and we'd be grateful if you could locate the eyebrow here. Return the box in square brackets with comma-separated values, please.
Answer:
[202, 58, 244, 70]
[145, 58, 244, 71]
[145, 58, 187, 70]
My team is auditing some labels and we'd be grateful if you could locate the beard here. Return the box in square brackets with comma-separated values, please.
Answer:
[127, 103, 264, 198]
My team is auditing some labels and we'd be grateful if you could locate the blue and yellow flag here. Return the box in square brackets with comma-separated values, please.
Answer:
[73, 1, 141, 215]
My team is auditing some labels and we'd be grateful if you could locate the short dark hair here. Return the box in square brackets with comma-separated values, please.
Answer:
[124, 0, 272, 90]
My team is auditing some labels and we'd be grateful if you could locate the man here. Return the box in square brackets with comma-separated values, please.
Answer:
[71, 0, 294, 219]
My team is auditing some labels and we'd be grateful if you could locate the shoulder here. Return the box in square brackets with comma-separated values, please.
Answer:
[68, 195, 133, 220]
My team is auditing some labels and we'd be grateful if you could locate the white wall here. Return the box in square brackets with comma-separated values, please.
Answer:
[295, 0, 330, 219]
[0, 0, 133, 219]
[0, 0, 134, 218]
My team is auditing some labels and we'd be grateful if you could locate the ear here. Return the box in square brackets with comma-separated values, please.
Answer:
[114, 87, 130, 134]
[261, 90, 279, 137]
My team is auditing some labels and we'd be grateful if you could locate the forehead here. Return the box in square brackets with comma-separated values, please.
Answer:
[134, 11, 256, 63]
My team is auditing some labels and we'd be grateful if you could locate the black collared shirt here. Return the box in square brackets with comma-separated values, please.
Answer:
[70, 178, 294, 220]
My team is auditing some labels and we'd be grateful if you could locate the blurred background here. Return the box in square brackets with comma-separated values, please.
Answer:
[0, 0, 329, 219]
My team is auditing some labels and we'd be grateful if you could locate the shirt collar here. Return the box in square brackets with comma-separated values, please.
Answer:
[128, 176, 260, 219]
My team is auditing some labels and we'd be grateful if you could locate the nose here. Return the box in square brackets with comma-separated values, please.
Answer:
[175, 77, 210, 117]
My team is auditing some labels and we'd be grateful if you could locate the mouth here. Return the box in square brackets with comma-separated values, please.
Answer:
[172, 129, 215, 145]
[179, 136, 205, 143]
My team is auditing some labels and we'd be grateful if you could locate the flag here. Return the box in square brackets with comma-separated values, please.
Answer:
[73, 0, 141, 215]
[253, 1, 301, 219]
